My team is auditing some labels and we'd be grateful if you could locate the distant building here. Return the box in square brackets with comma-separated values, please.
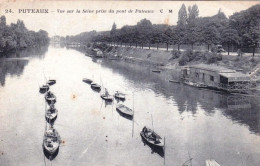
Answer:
[181, 64, 253, 92]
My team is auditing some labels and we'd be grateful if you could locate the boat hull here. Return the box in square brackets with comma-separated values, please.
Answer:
[82, 78, 93, 84]
[140, 129, 164, 147]
[101, 95, 113, 101]
[116, 104, 133, 117]
[47, 80, 56, 86]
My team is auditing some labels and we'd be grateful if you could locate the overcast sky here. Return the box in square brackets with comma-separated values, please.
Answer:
[0, 1, 259, 37]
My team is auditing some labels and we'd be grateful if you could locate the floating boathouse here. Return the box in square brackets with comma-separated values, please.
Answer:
[181, 64, 253, 92]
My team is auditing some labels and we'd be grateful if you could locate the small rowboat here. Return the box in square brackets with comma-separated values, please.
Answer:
[82, 78, 93, 84]
[169, 79, 180, 83]
[45, 106, 58, 123]
[140, 126, 164, 147]
[152, 69, 161, 73]
[91, 82, 101, 89]
[114, 91, 126, 100]
[101, 94, 113, 101]
[116, 104, 133, 117]
[45, 91, 56, 104]
[47, 80, 56, 86]
[43, 128, 61, 155]
[39, 85, 49, 93]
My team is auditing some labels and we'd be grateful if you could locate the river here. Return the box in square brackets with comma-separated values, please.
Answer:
[0, 45, 260, 166]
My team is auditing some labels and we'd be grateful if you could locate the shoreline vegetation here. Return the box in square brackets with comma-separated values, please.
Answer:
[52, 3, 260, 80]
[0, 16, 49, 56]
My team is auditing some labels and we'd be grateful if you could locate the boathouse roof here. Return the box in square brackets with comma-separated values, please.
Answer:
[188, 64, 235, 73]
[188, 64, 250, 81]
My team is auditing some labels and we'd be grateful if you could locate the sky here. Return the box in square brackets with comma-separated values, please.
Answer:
[0, 1, 259, 37]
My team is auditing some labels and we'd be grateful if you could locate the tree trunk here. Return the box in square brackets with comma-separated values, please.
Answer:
[157, 43, 159, 50]
[178, 44, 180, 51]
[149, 43, 150, 50]
[142, 43, 143, 49]
[130, 43, 131, 48]
[136, 43, 137, 48]
[253, 47, 255, 57]
[166, 43, 168, 51]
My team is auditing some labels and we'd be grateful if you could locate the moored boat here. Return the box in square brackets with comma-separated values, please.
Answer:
[91, 82, 101, 89]
[152, 69, 161, 73]
[114, 91, 126, 100]
[101, 94, 113, 101]
[43, 128, 61, 155]
[116, 104, 133, 117]
[82, 78, 93, 84]
[45, 91, 56, 104]
[45, 104, 58, 123]
[184, 80, 207, 88]
[140, 126, 164, 147]
[47, 79, 56, 86]
[39, 84, 49, 93]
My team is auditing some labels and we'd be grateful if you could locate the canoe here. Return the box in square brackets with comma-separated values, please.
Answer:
[82, 78, 93, 84]
[140, 126, 164, 147]
[39, 85, 49, 93]
[45, 107, 58, 122]
[45, 91, 56, 104]
[43, 128, 61, 155]
[152, 69, 161, 73]
[114, 92, 126, 100]
[116, 104, 133, 117]
[91, 82, 101, 89]
[101, 94, 113, 101]
[47, 80, 56, 85]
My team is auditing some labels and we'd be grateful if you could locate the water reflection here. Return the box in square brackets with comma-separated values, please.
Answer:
[0, 45, 48, 86]
[100, 60, 260, 135]
[141, 137, 165, 158]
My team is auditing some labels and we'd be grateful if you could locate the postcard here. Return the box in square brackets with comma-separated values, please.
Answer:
[0, 1, 260, 166]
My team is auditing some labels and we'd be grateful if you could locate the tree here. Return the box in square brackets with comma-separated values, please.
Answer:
[110, 22, 117, 44]
[136, 19, 153, 48]
[187, 4, 199, 24]
[221, 28, 240, 55]
[0, 16, 6, 27]
[186, 5, 200, 50]
[202, 26, 220, 51]
[229, 4, 260, 56]
[177, 4, 187, 27]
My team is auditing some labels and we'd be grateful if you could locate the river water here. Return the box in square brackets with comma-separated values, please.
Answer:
[0, 45, 260, 166]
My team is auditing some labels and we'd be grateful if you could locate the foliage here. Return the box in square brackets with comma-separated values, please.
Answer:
[0, 16, 49, 53]
[64, 4, 259, 56]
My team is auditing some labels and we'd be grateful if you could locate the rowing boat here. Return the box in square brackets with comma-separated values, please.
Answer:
[43, 128, 61, 155]
[140, 126, 164, 147]
[116, 104, 133, 117]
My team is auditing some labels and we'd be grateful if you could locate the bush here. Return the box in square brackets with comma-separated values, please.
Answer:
[171, 50, 181, 59]
[204, 52, 222, 64]
[178, 54, 189, 66]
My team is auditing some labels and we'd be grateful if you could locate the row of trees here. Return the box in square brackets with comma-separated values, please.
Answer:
[62, 4, 260, 56]
[0, 15, 50, 54]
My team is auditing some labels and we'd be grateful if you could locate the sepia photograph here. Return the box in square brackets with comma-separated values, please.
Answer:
[0, 1, 260, 166]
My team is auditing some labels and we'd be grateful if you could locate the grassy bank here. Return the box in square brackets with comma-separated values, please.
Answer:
[87, 43, 260, 77]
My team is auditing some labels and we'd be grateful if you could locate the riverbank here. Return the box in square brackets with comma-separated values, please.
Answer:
[87, 44, 260, 77]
